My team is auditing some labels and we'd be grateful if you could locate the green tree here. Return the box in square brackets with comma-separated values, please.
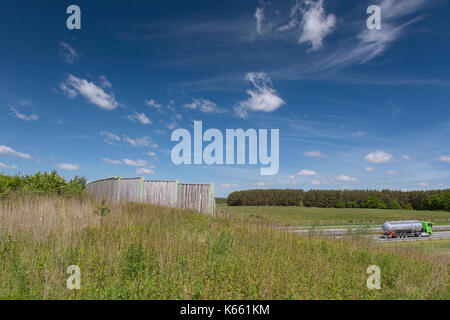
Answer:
[388, 200, 401, 210]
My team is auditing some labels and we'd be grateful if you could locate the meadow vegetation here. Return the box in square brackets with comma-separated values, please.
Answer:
[0, 194, 448, 299]
[220, 204, 450, 226]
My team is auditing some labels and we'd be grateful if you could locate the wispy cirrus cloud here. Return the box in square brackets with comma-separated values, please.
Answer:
[99, 75, 112, 89]
[254, 7, 265, 35]
[60, 74, 119, 110]
[316, 0, 428, 72]
[59, 42, 79, 64]
[100, 131, 121, 144]
[10, 107, 38, 121]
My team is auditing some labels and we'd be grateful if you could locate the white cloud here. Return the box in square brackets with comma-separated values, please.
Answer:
[136, 167, 155, 175]
[59, 42, 79, 64]
[145, 151, 156, 157]
[145, 99, 162, 110]
[303, 150, 324, 157]
[255, 7, 264, 34]
[436, 155, 450, 163]
[418, 182, 429, 187]
[60, 74, 119, 110]
[221, 183, 239, 188]
[10, 107, 38, 121]
[127, 111, 152, 125]
[99, 75, 112, 89]
[387, 170, 397, 175]
[364, 150, 393, 164]
[351, 131, 366, 137]
[310, 180, 322, 185]
[336, 174, 357, 182]
[184, 98, 225, 113]
[0, 145, 31, 159]
[235, 72, 285, 118]
[167, 122, 178, 130]
[101, 158, 122, 165]
[54, 163, 81, 171]
[402, 154, 411, 160]
[288, 175, 295, 179]
[0, 162, 18, 169]
[100, 131, 121, 143]
[366, 167, 377, 172]
[298, 0, 336, 50]
[123, 135, 153, 147]
[123, 158, 149, 167]
[297, 169, 317, 176]
[317, 0, 427, 71]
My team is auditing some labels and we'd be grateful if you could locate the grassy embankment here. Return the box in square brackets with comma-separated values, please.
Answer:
[0, 194, 448, 299]
[382, 240, 450, 257]
[218, 203, 450, 226]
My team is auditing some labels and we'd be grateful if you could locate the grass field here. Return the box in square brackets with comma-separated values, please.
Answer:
[218, 204, 450, 226]
[382, 240, 450, 257]
[0, 194, 448, 299]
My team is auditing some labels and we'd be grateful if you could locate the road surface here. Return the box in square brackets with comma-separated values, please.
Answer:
[289, 225, 450, 241]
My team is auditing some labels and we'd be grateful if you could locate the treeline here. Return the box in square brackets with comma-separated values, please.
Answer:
[227, 189, 450, 211]
[0, 171, 87, 198]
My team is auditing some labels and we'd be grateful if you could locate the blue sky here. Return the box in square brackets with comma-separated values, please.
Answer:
[0, 0, 449, 196]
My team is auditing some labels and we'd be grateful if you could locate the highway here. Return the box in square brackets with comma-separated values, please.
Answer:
[289, 225, 450, 241]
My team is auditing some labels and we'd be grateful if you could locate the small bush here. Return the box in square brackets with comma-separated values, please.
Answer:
[389, 200, 402, 210]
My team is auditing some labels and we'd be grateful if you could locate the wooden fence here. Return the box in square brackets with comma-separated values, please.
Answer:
[86, 177, 215, 215]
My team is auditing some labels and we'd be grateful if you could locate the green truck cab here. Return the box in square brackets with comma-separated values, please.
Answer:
[421, 221, 433, 235]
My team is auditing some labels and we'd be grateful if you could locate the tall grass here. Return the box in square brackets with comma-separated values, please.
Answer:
[0, 195, 448, 299]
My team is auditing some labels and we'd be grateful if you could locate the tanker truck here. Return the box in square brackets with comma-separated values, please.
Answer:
[382, 220, 433, 239]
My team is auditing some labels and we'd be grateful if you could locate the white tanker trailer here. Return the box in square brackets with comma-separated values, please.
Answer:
[381, 220, 433, 239]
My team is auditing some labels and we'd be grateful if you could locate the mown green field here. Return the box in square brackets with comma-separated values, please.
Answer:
[0, 195, 448, 299]
[218, 204, 450, 226]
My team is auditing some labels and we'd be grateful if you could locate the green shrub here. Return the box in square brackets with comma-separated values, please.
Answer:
[334, 200, 345, 208]
[404, 203, 413, 210]
[389, 200, 402, 210]
[0, 171, 86, 197]
[364, 196, 386, 209]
